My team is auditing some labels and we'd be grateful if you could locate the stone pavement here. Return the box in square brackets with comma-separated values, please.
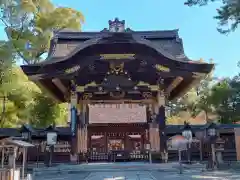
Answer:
[32, 162, 240, 180]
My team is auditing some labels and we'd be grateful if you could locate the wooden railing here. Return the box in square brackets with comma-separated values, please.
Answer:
[87, 150, 149, 162]
[89, 152, 108, 161]
[0, 169, 15, 180]
[129, 151, 149, 161]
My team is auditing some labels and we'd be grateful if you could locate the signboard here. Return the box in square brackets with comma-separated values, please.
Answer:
[100, 54, 135, 60]
[47, 132, 57, 145]
[89, 104, 147, 123]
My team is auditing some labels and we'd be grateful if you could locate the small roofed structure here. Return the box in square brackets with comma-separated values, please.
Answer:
[0, 138, 34, 179]
[2, 139, 34, 148]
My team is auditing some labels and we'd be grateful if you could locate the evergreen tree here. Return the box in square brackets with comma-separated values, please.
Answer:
[0, 0, 84, 127]
[184, 0, 240, 33]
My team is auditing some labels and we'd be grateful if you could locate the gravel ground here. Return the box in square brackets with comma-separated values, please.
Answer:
[33, 163, 240, 180]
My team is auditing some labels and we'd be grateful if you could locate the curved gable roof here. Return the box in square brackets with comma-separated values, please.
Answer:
[38, 33, 195, 66]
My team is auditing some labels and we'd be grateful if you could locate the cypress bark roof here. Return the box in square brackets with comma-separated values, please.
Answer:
[41, 29, 188, 65]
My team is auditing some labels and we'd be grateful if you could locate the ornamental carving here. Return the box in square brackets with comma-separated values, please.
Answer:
[82, 93, 93, 100]
[88, 64, 95, 71]
[65, 65, 80, 74]
[70, 92, 78, 107]
[140, 60, 147, 66]
[155, 64, 170, 72]
[110, 91, 125, 99]
[142, 92, 152, 99]
[108, 18, 125, 32]
[109, 63, 124, 73]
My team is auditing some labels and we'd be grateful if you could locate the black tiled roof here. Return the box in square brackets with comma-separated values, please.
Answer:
[54, 127, 71, 135]
[20, 124, 35, 133]
[0, 128, 21, 137]
[165, 124, 240, 134]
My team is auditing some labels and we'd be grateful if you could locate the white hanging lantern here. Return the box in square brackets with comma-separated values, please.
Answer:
[47, 132, 57, 145]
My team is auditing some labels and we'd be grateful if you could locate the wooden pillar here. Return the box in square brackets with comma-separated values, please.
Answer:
[83, 104, 88, 153]
[148, 104, 153, 151]
[105, 132, 108, 152]
[76, 103, 82, 154]
[148, 103, 160, 152]
[157, 91, 167, 162]
[157, 91, 166, 128]
[78, 103, 88, 153]
[149, 122, 160, 152]
[145, 129, 149, 146]
[141, 133, 144, 151]
[234, 128, 240, 161]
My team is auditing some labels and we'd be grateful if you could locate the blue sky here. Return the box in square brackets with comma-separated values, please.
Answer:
[1, 0, 240, 78]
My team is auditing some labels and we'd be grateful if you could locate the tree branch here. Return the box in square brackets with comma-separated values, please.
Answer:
[1, 13, 32, 64]
[14, 13, 31, 64]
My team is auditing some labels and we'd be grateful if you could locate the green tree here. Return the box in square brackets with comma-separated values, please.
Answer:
[1, 0, 84, 64]
[29, 92, 68, 128]
[0, 0, 81, 127]
[169, 70, 214, 117]
[213, 76, 240, 123]
[0, 65, 68, 128]
[0, 66, 33, 127]
[170, 88, 199, 116]
[184, 0, 240, 33]
[194, 73, 216, 121]
[169, 74, 239, 124]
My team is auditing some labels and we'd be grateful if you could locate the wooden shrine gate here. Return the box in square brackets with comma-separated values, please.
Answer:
[87, 124, 149, 161]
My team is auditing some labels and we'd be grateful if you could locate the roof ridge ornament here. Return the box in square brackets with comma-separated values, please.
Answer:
[108, 18, 125, 32]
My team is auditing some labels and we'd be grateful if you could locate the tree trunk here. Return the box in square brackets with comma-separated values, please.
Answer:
[205, 110, 209, 123]
[0, 95, 6, 128]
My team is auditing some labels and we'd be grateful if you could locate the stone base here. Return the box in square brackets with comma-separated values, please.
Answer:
[70, 154, 78, 162]
[161, 152, 168, 163]
[216, 151, 223, 164]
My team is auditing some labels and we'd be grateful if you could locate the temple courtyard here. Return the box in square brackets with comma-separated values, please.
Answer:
[32, 162, 240, 180]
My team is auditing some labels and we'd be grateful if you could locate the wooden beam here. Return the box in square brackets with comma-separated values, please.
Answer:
[166, 76, 183, 94]
[79, 99, 155, 104]
[34, 81, 61, 103]
[52, 78, 68, 94]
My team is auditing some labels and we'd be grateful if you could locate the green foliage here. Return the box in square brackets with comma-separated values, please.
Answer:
[0, 0, 82, 127]
[0, 0, 84, 64]
[0, 66, 32, 127]
[170, 88, 199, 117]
[214, 76, 240, 123]
[194, 74, 216, 119]
[0, 66, 68, 128]
[184, 0, 240, 33]
[30, 92, 62, 128]
[166, 115, 186, 125]
[169, 72, 240, 124]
